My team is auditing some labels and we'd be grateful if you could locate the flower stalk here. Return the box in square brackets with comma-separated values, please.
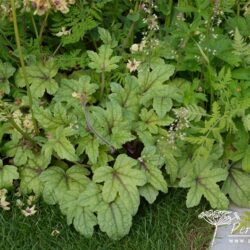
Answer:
[39, 11, 49, 44]
[165, 0, 173, 28]
[10, 0, 38, 134]
[121, 0, 140, 50]
[30, 13, 39, 39]
[100, 69, 106, 99]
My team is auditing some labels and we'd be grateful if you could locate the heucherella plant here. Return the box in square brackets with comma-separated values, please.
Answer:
[0, 0, 250, 241]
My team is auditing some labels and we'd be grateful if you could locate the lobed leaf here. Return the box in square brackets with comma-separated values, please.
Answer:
[0, 160, 19, 188]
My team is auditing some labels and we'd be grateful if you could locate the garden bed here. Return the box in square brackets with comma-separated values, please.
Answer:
[0, 0, 250, 247]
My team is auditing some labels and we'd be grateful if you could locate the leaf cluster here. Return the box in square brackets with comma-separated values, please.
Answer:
[0, 0, 250, 241]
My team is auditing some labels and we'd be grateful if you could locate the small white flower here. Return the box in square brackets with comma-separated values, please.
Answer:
[71, 92, 81, 99]
[139, 40, 147, 51]
[147, 15, 159, 31]
[212, 34, 218, 39]
[197, 86, 203, 92]
[0, 197, 10, 211]
[176, 13, 185, 21]
[0, 189, 8, 198]
[23, 115, 34, 129]
[21, 205, 37, 217]
[130, 43, 139, 53]
[55, 27, 71, 37]
[12, 110, 22, 119]
[126, 59, 141, 73]
[22, 0, 31, 12]
[51, 0, 69, 14]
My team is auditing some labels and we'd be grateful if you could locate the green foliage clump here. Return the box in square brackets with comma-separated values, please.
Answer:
[0, 0, 250, 240]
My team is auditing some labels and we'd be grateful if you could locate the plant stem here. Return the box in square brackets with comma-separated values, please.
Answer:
[39, 11, 49, 44]
[81, 101, 115, 153]
[122, 22, 136, 50]
[10, 0, 38, 134]
[208, 65, 214, 109]
[237, 0, 240, 16]
[30, 13, 39, 39]
[100, 69, 105, 99]
[52, 42, 62, 56]
[121, 0, 140, 50]
[165, 0, 173, 28]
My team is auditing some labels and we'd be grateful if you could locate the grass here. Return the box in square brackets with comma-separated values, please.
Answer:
[0, 188, 213, 250]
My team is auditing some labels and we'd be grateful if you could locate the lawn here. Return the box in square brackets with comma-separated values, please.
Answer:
[0, 189, 213, 250]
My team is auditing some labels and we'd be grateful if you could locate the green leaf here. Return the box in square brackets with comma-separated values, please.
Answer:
[199, 101, 223, 136]
[229, 128, 249, 162]
[242, 146, 250, 173]
[20, 155, 49, 195]
[4, 137, 35, 166]
[136, 130, 155, 147]
[97, 197, 132, 240]
[165, 152, 179, 183]
[85, 138, 99, 164]
[54, 49, 85, 70]
[98, 27, 117, 48]
[0, 160, 19, 188]
[139, 146, 167, 193]
[0, 60, 15, 94]
[156, 138, 180, 183]
[98, 27, 112, 43]
[87, 45, 121, 73]
[184, 105, 206, 122]
[60, 18, 98, 46]
[109, 76, 140, 121]
[139, 184, 159, 204]
[59, 190, 97, 238]
[127, 12, 140, 22]
[232, 68, 250, 80]
[153, 96, 173, 118]
[138, 64, 175, 93]
[77, 135, 99, 164]
[42, 127, 78, 162]
[223, 165, 250, 207]
[179, 161, 229, 208]
[90, 101, 135, 149]
[33, 102, 76, 131]
[232, 28, 250, 62]
[15, 61, 58, 98]
[40, 165, 90, 204]
[137, 108, 173, 134]
[243, 114, 250, 131]
[78, 182, 103, 211]
[55, 76, 99, 108]
[91, 147, 112, 172]
[93, 154, 147, 214]
[138, 64, 175, 105]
